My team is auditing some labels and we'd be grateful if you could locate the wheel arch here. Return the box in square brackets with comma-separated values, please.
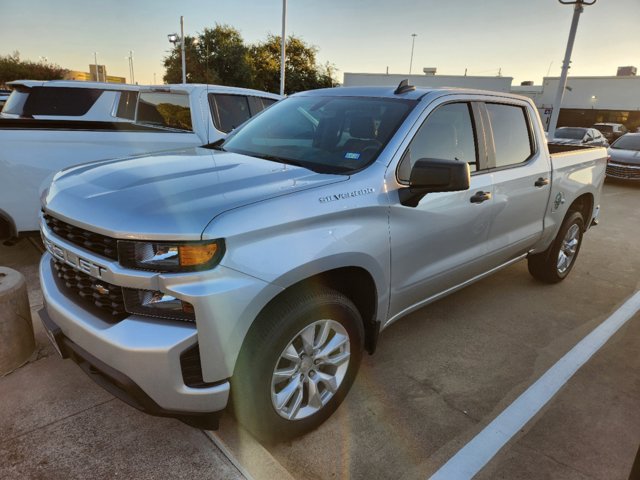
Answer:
[257, 266, 381, 355]
[567, 192, 594, 231]
[0, 209, 17, 241]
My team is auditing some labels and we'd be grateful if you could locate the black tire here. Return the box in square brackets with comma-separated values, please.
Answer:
[528, 210, 584, 284]
[231, 287, 364, 442]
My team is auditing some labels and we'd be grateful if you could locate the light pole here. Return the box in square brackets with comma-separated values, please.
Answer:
[93, 52, 99, 82]
[280, 0, 287, 96]
[127, 50, 135, 84]
[547, 0, 597, 138]
[168, 15, 187, 84]
[409, 33, 417, 75]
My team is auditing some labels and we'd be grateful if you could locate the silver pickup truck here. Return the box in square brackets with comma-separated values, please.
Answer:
[38, 83, 606, 441]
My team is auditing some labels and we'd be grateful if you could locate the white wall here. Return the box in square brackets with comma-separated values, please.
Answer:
[343, 73, 513, 93]
[537, 76, 640, 111]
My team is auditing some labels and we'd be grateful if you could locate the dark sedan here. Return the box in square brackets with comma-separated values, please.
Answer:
[606, 133, 640, 181]
[550, 127, 609, 147]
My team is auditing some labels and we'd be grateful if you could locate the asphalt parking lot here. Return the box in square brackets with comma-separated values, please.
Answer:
[1, 179, 638, 479]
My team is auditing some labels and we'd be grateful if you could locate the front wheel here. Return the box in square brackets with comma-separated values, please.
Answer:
[528, 210, 584, 283]
[231, 287, 364, 442]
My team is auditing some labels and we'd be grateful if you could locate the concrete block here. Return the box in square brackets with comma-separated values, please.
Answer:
[0, 267, 35, 375]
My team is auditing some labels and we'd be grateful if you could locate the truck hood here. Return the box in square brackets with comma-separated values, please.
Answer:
[44, 147, 347, 240]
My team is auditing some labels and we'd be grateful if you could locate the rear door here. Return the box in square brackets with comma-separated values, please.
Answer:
[480, 101, 552, 265]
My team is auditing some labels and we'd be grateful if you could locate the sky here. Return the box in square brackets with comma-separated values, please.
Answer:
[2, 0, 640, 86]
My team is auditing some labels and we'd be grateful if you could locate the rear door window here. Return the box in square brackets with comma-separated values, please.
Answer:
[209, 94, 252, 133]
[485, 103, 534, 168]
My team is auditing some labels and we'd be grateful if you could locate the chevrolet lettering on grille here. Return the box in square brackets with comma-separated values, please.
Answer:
[43, 237, 107, 279]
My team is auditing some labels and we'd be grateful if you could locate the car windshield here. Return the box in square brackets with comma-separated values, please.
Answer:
[220, 95, 417, 174]
[610, 135, 640, 151]
[555, 127, 586, 140]
[593, 124, 613, 133]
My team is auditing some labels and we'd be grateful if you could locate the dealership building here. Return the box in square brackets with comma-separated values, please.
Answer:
[344, 68, 640, 132]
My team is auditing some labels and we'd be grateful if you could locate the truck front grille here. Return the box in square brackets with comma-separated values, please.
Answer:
[44, 214, 118, 260]
[52, 260, 126, 321]
[606, 162, 640, 180]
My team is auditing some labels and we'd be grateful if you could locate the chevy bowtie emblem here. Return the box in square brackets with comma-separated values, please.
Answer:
[95, 284, 110, 296]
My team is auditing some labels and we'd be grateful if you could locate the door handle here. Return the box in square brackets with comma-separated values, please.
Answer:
[470, 191, 492, 203]
[534, 177, 550, 187]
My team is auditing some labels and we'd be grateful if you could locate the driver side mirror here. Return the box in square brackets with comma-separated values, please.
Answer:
[399, 158, 470, 207]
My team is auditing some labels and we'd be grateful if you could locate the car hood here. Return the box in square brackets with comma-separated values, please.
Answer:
[44, 147, 347, 240]
[608, 148, 640, 165]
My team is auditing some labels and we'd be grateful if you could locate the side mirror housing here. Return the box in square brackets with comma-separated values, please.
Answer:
[399, 158, 470, 207]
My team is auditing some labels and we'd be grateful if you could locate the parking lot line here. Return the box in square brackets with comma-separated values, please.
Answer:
[429, 290, 640, 480]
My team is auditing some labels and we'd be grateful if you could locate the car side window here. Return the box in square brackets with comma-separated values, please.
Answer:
[209, 94, 252, 133]
[398, 102, 477, 182]
[486, 103, 533, 168]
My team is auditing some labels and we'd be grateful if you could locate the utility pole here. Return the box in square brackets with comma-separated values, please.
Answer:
[409, 33, 417, 75]
[128, 50, 135, 84]
[93, 52, 99, 82]
[547, 0, 597, 138]
[280, 0, 287, 96]
[180, 16, 186, 84]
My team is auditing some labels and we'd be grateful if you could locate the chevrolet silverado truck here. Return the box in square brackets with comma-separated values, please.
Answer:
[0, 83, 279, 238]
[38, 82, 606, 441]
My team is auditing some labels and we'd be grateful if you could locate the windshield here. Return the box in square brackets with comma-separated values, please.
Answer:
[593, 124, 613, 133]
[610, 135, 640, 151]
[555, 127, 586, 140]
[221, 95, 416, 174]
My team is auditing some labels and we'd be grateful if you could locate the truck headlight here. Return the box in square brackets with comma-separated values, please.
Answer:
[118, 240, 224, 272]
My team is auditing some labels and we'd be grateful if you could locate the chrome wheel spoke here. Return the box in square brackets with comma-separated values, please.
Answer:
[322, 350, 350, 367]
[306, 377, 323, 408]
[287, 385, 304, 420]
[300, 324, 316, 354]
[314, 321, 331, 349]
[315, 371, 338, 393]
[273, 366, 297, 381]
[557, 223, 580, 274]
[317, 333, 348, 359]
[282, 344, 301, 363]
[275, 376, 302, 410]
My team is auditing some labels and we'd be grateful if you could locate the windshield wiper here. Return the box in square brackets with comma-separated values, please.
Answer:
[202, 138, 226, 151]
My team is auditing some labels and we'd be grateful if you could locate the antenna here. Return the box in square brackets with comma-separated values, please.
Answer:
[394, 79, 416, 95]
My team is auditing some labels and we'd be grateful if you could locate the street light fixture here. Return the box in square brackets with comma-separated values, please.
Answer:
[167, 16, 187, 84]
[547, 0, 597, 139]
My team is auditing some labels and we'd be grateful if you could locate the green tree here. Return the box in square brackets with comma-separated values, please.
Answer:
[162, 26, 338, 94]
[0, 52, 67, 86]
[250, 35, 336, 94]
[163, 25, 252, 86]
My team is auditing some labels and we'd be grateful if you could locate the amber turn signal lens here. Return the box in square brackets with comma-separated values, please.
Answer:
[178, 243, 218, 266]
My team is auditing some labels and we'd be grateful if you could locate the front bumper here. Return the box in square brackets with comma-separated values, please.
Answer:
[39, 255, 230, 416]
[606, 161, 640, 180]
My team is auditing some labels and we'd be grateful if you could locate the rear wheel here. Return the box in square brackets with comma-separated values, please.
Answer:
[231, 287, 364, 442]
[528, 210, 584, 283]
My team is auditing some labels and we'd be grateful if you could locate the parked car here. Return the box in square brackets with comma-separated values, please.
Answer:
[606, 133, 640, 181]
[0, 83, 280, 238]
[0, 89, 11, 109]
[550, 127, 608, 147]
[38, 84, 606, 442]
[1, 80, 140, 122]
[592, 122, 628, 143]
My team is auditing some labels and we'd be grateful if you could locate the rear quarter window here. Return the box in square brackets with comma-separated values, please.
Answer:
[22, 87, 104, 116]
[136, 92, 192, 131]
